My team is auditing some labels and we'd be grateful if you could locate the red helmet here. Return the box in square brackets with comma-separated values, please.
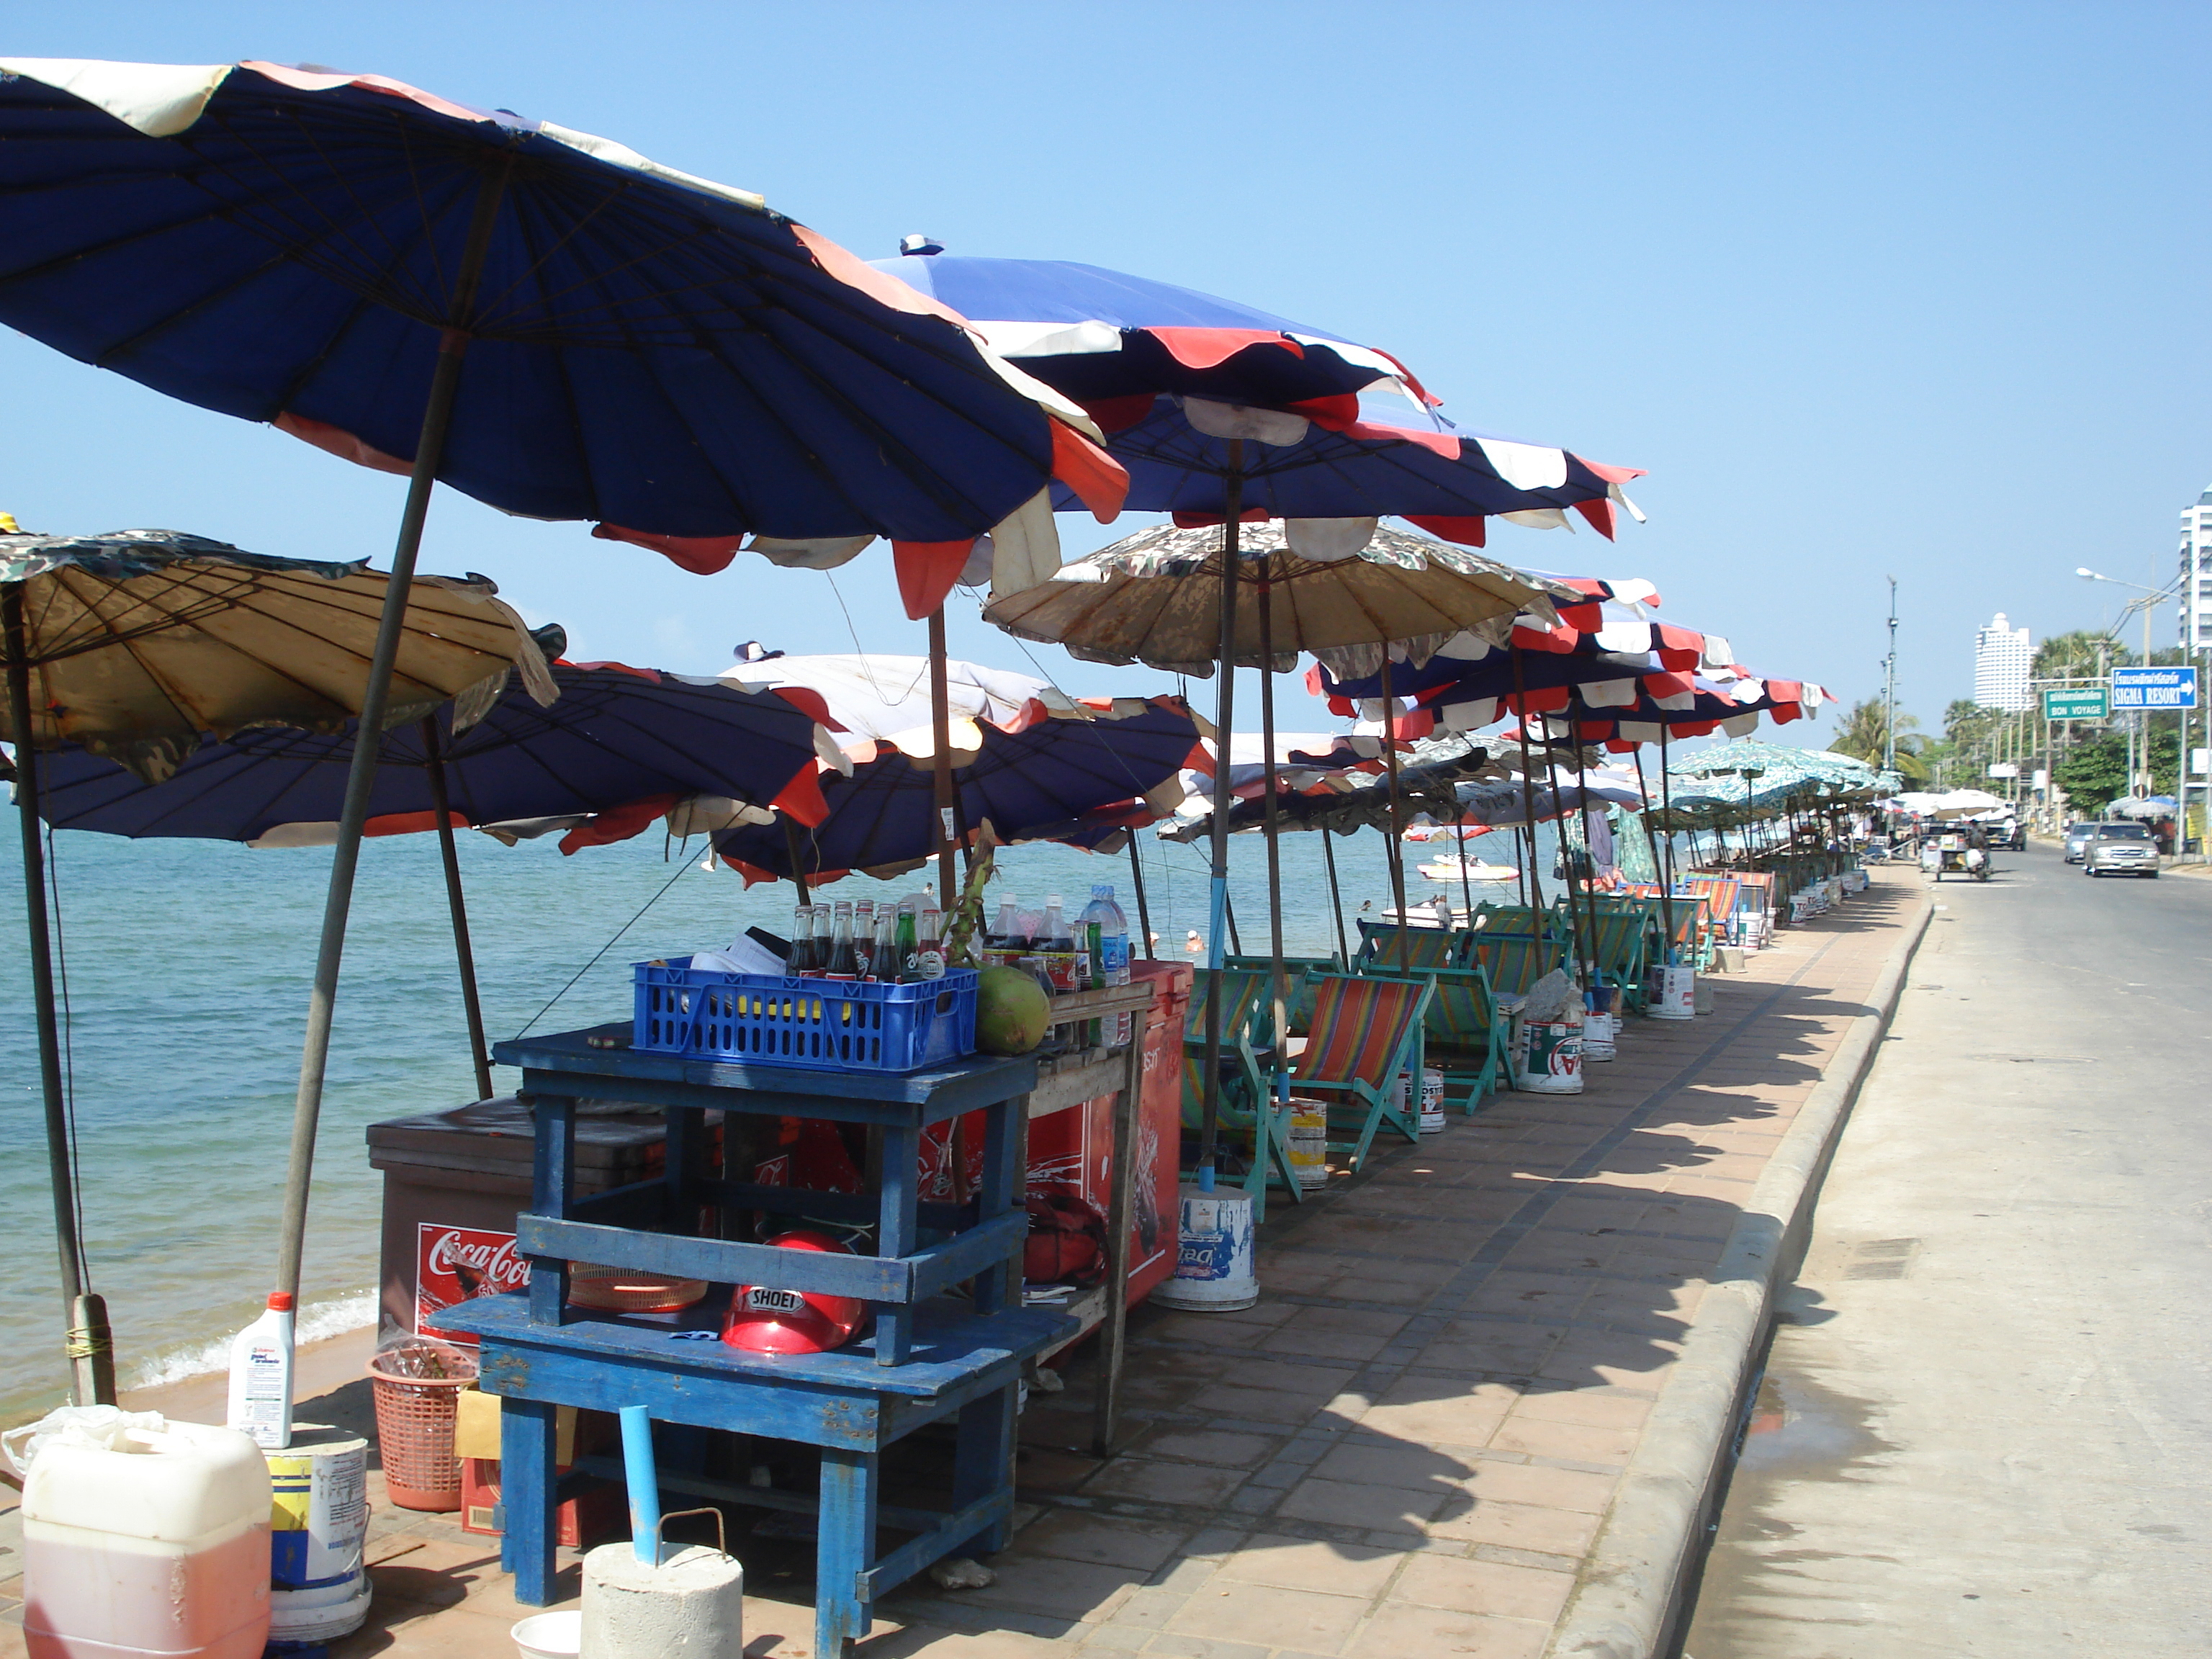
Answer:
[721, 1230, 868, 1354]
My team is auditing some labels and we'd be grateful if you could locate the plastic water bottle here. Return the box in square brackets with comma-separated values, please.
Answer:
[1081, 884, 1133, 1045]
[225, 1291, 296, 1450]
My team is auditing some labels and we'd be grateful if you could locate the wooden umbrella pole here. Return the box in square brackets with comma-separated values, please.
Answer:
[421, 719, 494, 1103]
[1457, 815, 1478, 925]
[1543, 730, 1589, 992]
[1379, 656, 1411, 971]
[1256, 554, 1290, 1088]
[6, 584, 113, 1406]
[1197, 441, 1245, 1179]
[1321, 826, 1351, 963]
[927, 608, 957, 909]
[1634, 740, 1676, 961]
[1509, 649, 1546, 913]
[274, 168, 508, 1308]
[1126, 835, 1156, 960]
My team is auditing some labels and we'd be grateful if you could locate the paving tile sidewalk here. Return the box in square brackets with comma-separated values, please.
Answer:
[0, 870, 1917, 1659]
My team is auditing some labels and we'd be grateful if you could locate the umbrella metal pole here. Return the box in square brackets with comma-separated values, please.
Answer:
[781, 815, 812, 911]
[6, 585, 113, 1406]
[927, 608, 958, 909]
[274, 170, 508, 1308]
[1378, 658, 1412, 971]
[1198, 441, 1245, 1179]
[1457, 817, 1478, 925]
[421, 719, 494, 1103]
[1509, 650, 1547, 915]
[1256, 557, 1290, 1099]
[1127, 835, 1155, 960]
[1545, 732, 1589, 992]
[1321, 827, 1350, 963]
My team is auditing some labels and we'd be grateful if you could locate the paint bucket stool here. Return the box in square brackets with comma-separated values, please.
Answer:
[1285, 1099, 1329, 1191]
[1647, 964, 1696, 1022]
[1512, 1010, 1584, 1094]
[1151, 1183, 1259, 1310]
[267, 1424, 370, 1648]
[1581, 990, 1618, 1062]
[1416, 1067, 1447, 1133]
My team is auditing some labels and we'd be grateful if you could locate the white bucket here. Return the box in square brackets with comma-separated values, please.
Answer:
[1286, 1099, 1329, 1190]
[1417, 1067, 1447, 1133]
[1514, 1012, 1584, 1094]
[1582, 1009, 1617, 1061]
[1151, 1184, 1259, 1310]
[1648, 964, 1696, 1021]
[267, 1424, 369, 1642]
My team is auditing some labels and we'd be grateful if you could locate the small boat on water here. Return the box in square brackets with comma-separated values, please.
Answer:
[1414, 853, 1522, 884]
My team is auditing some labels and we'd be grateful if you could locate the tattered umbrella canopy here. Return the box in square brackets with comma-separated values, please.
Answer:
[24, 662, 827, 848]
[1521, 670, 1830, 750]
[0, 530, 551, 781]
[984, 519, 1578, 676]
[712, 694, 1204, 886]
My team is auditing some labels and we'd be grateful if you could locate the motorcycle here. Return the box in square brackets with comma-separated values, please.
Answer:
[1921, 830, 1989, 882]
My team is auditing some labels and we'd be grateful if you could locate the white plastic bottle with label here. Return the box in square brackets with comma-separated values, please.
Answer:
[1080, 884, 1133, 1045]
[225, 1292, 296, 1451]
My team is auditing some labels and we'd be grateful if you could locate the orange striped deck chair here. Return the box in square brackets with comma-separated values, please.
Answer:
[1291, 973, 1433, 1171]
[1222, 953, 1340, 1045]
[1466, 930, 1564, 998]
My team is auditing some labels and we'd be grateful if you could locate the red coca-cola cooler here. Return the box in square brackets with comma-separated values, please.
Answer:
[1025, 960, 1190, 1308]
[366, 1097, 672, 1345]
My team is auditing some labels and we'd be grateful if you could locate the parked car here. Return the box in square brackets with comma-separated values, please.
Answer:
[1990, 816, 2026, 850]
[2085, 822, 2160, 878]
[2063, 822, 2100, 863]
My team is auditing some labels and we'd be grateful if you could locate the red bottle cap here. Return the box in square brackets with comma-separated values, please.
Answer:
[268, 1292, 295, 1313]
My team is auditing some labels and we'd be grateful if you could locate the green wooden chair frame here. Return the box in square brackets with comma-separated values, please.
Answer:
[1181, 967, 1300, 1220]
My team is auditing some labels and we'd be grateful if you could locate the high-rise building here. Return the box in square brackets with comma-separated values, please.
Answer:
[2178, 484, 2212, 652]
[1974, 612, 2031, 711]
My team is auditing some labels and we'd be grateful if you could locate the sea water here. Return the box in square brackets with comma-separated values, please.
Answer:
[0, 817, 1567, 1423]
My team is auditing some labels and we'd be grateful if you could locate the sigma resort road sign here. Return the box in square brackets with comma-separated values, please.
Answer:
[2043, 685, 2109, 719]
[2110, 666, 2199, 710]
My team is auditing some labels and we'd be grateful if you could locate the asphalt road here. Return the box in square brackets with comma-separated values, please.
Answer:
[1680, 842, 2212, 1658]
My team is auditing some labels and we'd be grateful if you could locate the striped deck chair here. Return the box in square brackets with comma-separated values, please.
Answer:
[1180, 968, 1297, 1218]
[1651, 891, 1714, 967]
[1416, 963, 1507, 1111]
[1354, 920, 1464, 974]
[1470, 903, 1563, 943]
[1222, 953, 1341, 1046]
[1466, 930, 1565, 999]
[1291, 972, 1433, 1171]
[1572, 898, 1653, 1012]
[1682, 876, 1745, 946]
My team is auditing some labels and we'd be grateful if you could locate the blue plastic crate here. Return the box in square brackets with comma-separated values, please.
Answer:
[633, 963, 979, 1073]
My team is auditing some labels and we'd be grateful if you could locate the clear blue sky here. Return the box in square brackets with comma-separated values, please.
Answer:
[6, 2, 2207, 737]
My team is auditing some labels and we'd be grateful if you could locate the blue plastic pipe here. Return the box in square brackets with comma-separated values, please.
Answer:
[619, 1405, 660, 1565]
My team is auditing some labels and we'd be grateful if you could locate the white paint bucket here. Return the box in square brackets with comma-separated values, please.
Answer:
[1514, 1012, 1584, 1094]
[1151, 1184, 1259, 1310]
[1418, 1067, 1447, 1133]
[1286, 1099, 1329, 1190]
[1582, 1010, 1617, 1062]
[267, 1424, 370, 1644]
[1648, 964, 1696, 1022]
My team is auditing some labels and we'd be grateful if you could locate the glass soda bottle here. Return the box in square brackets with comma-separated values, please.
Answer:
[788, 902, 818, 974]
[895, 899, 920, 979]
[917, 903, 946, 979]
[824, 901, 856, 979]
[987, 894, 1022, 967]
[866, 907, 902, 981]
[849, 900, 876, 977]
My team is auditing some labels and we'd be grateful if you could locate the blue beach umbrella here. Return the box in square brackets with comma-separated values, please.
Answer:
[709, 696, 1204, 886]
[0, 55, 1119, 1315]
[877, 240, 1645, 1173]
[23, 660, 835, 1099]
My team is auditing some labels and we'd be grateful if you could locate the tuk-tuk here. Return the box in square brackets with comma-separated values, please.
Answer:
[1920, 828, 1989, 881]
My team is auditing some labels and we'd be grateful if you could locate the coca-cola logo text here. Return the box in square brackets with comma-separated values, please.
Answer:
[422, 1228, 531, 1292]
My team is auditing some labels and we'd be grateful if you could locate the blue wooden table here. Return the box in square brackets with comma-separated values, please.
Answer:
[441, 1025, 1071, 1658]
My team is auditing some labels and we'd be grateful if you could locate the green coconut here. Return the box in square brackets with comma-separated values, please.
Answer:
[975, 965, 1052, 1055]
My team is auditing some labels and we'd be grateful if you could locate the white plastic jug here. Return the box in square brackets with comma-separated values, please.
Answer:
[21, 1418, 272, 1659]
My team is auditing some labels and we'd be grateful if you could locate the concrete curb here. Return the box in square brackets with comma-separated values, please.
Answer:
[1545, 882, 1936, 1659]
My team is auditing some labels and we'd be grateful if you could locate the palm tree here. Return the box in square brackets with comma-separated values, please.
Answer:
[1830, 697, 1930, 783]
